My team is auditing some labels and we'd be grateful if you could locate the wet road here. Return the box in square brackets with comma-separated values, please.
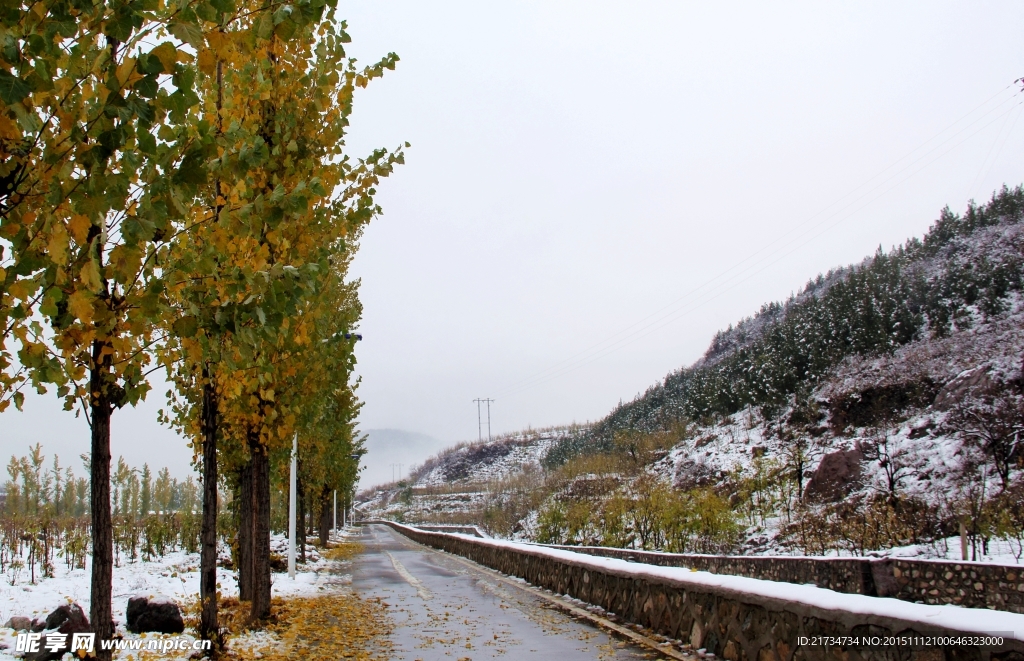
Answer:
[352, 524, 661, 661]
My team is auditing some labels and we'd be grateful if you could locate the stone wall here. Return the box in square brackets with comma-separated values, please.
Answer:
[413, 524, 487, 538]
[544, 545, 1024, 614]
[372, 521, 1024, 661]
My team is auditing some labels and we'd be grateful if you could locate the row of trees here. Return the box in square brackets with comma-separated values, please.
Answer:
[5, 444, 89, 518]
[0, 0, 397, 654]
[3, 444, 358, 581]
[5, 444, 198, 521]
[2, 447, 204, 584]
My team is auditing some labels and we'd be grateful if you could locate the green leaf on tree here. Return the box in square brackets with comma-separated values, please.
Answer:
[0, 71, 31, 104]
[169, 21, 204, 49]
[173, 315, 200, 338]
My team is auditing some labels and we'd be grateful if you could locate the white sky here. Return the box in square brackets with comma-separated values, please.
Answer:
[5, 1, 1024, 479]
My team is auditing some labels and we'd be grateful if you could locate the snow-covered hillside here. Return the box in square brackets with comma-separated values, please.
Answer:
[357, 428, 568, 524]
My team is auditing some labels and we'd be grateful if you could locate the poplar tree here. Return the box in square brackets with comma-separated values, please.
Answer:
[161, 0, 401, 630]
[290, 264, 364, 546]
[1, 0, 205, 652]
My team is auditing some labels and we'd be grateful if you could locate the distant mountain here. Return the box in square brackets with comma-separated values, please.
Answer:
[359, 429, 448, 489]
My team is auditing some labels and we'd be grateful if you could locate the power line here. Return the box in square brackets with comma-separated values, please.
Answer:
[968, 99, 1024, 201]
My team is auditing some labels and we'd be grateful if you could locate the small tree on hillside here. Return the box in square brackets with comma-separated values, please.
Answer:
[943, 390, 1023, 491]
[860, 426, 915, 507]
[990, 480, 1024, 561]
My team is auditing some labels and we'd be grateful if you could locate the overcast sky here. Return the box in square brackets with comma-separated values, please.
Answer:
[5, 1, 1024, 480]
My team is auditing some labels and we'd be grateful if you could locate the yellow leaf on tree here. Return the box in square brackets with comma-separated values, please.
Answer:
[206, 31, 231, 57]
[67, 290, 94, 324]
[150, 42, 178, 73]
[46, 223, 70, 266]
[7, 279, 32, 300]
[68, 214, 91, 244]
[115, 56, 141, 88]
[197, 49, 216, 75]
[80, 257, 102, 292]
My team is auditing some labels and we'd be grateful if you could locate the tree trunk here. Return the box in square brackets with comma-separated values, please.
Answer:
[249, 438, 271, 621]
[199, 369, 220, 644]
[202, 55, 226, 647]
[236, 460, 253, 602]
[90, 340, 114, 661]
[318, 486, 331, 547]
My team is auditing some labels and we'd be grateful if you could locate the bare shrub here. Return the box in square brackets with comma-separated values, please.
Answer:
[787, 494, 938, 556]
[859, 426, 916, 506]
[943, 390, 1024, 490]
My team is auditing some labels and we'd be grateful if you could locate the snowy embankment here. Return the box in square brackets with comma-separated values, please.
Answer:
[390, 522, 1024, 641]
[0, 531, 354, 659]
[413, 429, 565, 489]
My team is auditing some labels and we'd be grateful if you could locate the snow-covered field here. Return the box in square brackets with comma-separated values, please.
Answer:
[0, 531, 356, 659]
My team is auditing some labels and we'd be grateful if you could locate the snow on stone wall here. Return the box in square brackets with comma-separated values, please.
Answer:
[376, 522, 1024, 660]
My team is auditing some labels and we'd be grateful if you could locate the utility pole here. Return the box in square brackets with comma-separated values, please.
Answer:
[288, 433, 297, 579]
[474, 398, 494, 442]
[390, 463, 404, 482]
[473, 398, 494, 442]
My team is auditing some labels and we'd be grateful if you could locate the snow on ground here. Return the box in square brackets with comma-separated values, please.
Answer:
[413, 429, 565, 489]
[0, 530, 358, 659]
[881, 536, 1023, 564]
[653, 403, 1021, 558]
